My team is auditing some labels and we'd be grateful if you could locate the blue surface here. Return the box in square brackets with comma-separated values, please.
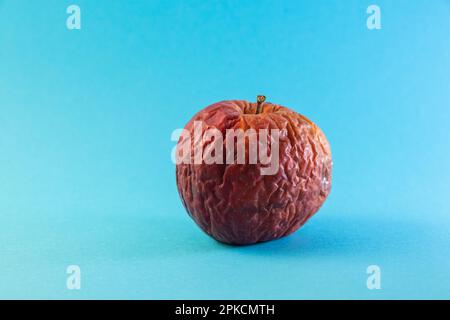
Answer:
[1, 0, 450, 299]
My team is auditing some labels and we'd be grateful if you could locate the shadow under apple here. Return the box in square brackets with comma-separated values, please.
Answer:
[229, 213, 429, 259]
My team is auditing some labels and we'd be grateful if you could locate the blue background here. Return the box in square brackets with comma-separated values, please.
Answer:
[1, 0, 449, 299]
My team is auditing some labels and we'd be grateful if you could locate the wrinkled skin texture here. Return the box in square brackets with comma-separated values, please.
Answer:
[176, 100, 332, 245]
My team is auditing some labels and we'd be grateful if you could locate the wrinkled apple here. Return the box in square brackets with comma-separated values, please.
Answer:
[175, 96, 332, 245]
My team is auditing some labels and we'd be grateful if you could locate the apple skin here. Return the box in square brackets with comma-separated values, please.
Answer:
[176, 99, 332, 245]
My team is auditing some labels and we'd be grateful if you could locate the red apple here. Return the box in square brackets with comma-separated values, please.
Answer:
[175, 96, 332, 245]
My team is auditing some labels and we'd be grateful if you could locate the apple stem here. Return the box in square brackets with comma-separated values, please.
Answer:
[256, 95, 266, 114]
